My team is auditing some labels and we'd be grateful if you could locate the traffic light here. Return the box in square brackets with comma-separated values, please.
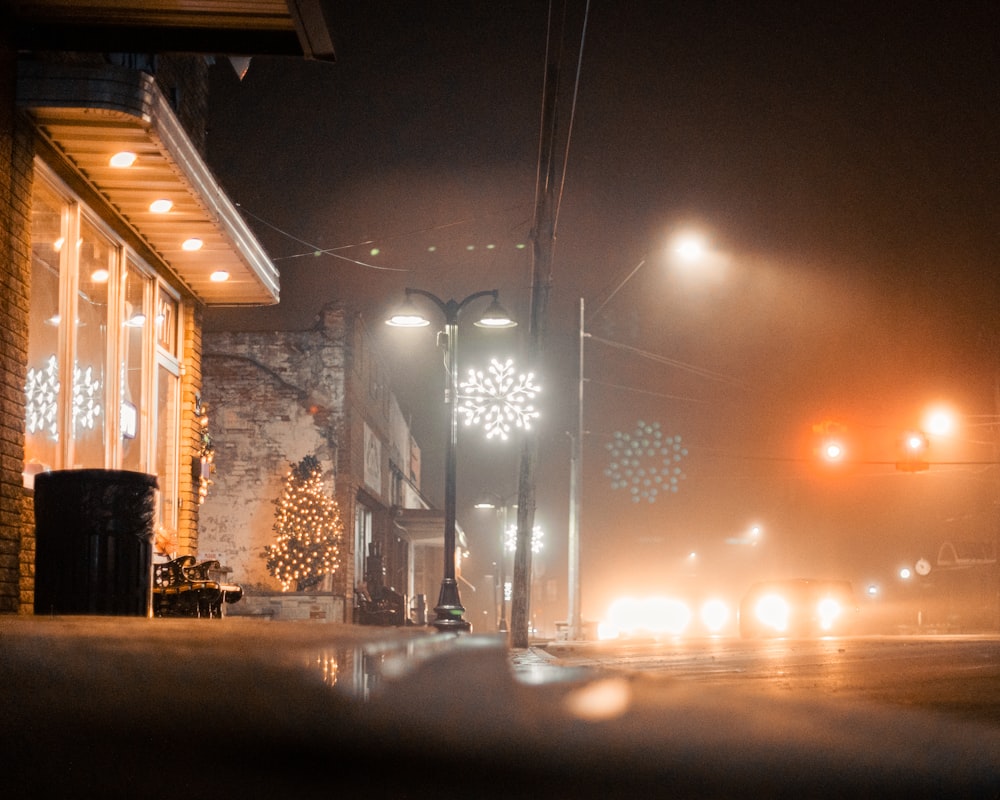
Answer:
[822, 440, 845, 462]
[896, 431, 929, 472]
[813, 420, 848, 465]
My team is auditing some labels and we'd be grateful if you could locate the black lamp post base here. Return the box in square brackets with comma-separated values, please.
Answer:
[432, 579, 471, 632]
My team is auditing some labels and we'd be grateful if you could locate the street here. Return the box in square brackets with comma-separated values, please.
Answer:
[542, 634, 1000, 727]
[4, 618, 1000, 797]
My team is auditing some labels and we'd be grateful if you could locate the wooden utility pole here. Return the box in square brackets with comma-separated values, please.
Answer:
[510, 52, 560, 649]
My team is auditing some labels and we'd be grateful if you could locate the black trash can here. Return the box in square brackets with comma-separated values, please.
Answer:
[33, 469, 158, 616]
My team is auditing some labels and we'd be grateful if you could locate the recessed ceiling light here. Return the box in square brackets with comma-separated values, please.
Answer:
[90, 269, 109, 283]
[182, 238, 203, 251]
[110, 151, 137, 168]
[210, 271, 230, 282]
[149, 199, 173, 214]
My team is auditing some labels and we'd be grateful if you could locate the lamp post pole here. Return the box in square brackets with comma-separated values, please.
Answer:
[566, 257, 645, 641]
[567, 298, 586, 641]
[476, 492, 517, 634]
[388, 288, 515, 633]
[498, 502, 510, 633]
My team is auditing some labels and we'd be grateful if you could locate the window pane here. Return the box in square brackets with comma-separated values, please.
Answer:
[156, 292, 178, 356]
[71, 217, 113, 467]
[156, 362, 180, 532]
[25, 180, 65, 477]
[121, 260, 151, 471]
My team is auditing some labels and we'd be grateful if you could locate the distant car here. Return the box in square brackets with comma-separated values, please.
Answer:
[739, 579, 857, 638]
[598, 592, 737, 640]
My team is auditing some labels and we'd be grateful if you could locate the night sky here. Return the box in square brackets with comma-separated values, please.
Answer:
[205, 2, 1000, 624]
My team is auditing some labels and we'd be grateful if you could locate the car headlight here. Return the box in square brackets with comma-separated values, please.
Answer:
[755, 593, 790, 632]
[700, 598, 730, 633]
[816, 597, 842, 630]
[603, 596, 692, 637]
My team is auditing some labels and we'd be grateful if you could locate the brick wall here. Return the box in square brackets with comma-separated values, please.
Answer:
[199, 305, 348, 593]
[152, 55, 209, 155]
[179, 300, 204, 555]
[0, 32, 34, 612]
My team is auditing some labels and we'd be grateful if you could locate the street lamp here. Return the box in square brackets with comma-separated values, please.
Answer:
[475, 492, 517, 633]
[568, 235, 712, 641]
[387, 288, 516, 632]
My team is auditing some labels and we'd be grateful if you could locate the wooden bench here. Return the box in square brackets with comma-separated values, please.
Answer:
[152, 556, 243, 618]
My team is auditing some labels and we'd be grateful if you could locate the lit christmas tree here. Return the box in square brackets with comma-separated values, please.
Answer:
[265, 455, 344, 592]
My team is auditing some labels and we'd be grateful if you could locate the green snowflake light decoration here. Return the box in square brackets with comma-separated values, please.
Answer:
[459, 357, 540, 440]
[605, 420, 687, 503]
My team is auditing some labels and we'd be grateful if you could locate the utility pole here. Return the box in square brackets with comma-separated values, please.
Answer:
[511, 53, 560, 649]
[566, 298, 585, 641]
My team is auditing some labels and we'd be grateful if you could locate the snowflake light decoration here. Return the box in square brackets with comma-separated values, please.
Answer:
[25, 356, 104, 441]
[505, 523, 544, 554]
[25, 355, 60, 439]
[605, 420, 687, 503]
[458, 357, 540, 440]
[72, 363, 103, 433]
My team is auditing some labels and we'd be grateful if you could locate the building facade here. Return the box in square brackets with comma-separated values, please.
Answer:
[200, 302, 449, 623]
[0, 1, 333, 614]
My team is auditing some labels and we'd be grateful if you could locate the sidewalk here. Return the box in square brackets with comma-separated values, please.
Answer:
[2, 615, 998, 797]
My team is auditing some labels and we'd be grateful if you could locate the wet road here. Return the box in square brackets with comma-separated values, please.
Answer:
[4, 618, 999, 796]
[542, 634, 1000, 726]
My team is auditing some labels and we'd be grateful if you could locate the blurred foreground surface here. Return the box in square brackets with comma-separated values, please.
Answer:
[2, 617, 999, 798]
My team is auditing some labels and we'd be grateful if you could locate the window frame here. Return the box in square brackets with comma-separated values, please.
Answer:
[26, 161, 185, 517]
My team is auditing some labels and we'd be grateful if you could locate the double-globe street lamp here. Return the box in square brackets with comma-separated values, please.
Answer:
[387, 288, 516, 632]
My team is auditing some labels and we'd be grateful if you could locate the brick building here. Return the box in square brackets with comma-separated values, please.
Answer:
[200, 302, 450, 622]
[0, 1, 337, 613]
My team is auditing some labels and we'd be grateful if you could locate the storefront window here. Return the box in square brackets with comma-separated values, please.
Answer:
[156, 361, 180, 531]
[72, 216, 113, 467]
[26, 165, 183, 514]
[121, 260, 152, 471]
[355, 505, 372, 590]
[24, 179, 66, 478]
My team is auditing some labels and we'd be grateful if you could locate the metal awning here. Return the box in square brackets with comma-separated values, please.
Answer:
[18, 61, 279, 306]
[393, 508, 468, 550]
[1, 0, 337, 61]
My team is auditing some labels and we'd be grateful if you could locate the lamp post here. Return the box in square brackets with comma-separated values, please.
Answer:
[568, 259, 644, 642]
[568, 235, 712, 641]
[475, 492, 517, 633]
[387, 288, 516, 632]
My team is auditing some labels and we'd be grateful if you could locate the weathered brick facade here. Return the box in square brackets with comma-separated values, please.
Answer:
[0, 30, 34, 612]
[200, 302, 423, 619]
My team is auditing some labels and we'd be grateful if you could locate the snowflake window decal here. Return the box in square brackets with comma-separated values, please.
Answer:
[458, 357, 540, 440]
[605, 420, 687, 503]
[72, 363, 103, 433]
[25, 356, 104, 441]
[25, 355, 60, 439]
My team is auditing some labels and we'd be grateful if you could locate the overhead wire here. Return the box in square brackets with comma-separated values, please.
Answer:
[587, 334, 752, 390]
[234, 202, 409, 271]
[551, 0, 591, 241]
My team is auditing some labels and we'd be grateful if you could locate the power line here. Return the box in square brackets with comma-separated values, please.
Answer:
[588, 334, 752, 389]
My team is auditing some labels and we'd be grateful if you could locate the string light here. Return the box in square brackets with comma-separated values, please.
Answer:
[195, 394, 214, 504]
[264, 455, 344, 592]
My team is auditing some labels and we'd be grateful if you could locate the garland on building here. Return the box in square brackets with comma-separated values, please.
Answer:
[194, 394, 214, 504]
[264, 455, 344, 592]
